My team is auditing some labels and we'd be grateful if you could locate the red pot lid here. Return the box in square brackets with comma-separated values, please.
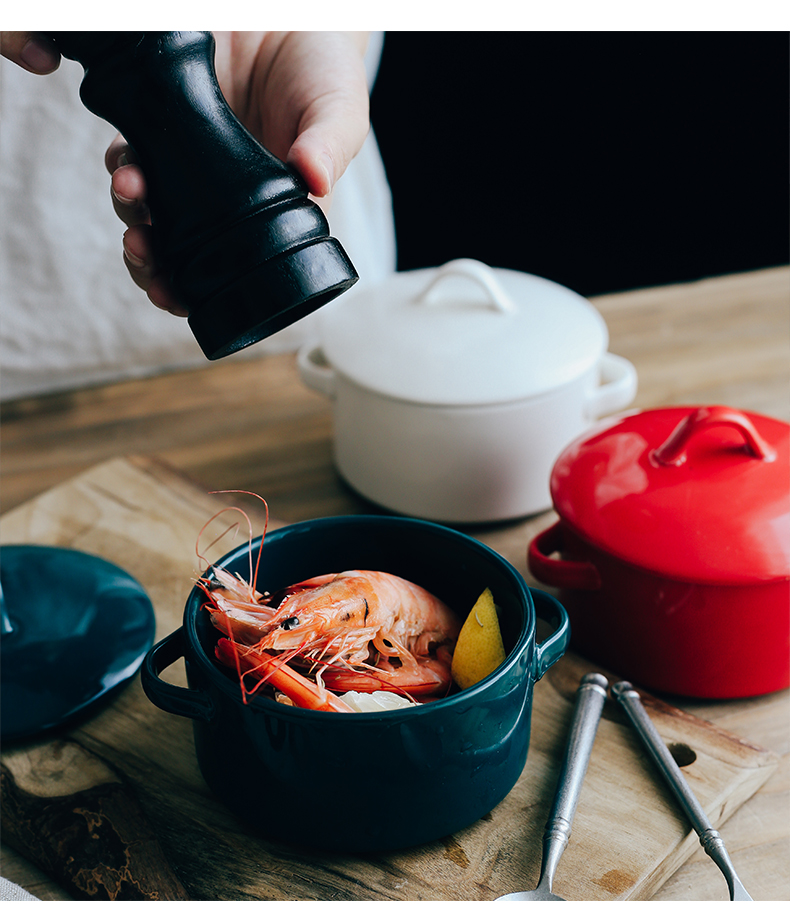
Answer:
[550, 405, 790, 584]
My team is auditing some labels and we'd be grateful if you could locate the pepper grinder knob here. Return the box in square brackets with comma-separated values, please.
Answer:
[48, 31, 358, 360]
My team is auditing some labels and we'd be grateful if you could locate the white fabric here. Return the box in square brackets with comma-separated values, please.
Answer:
[0, 33, 396, 402]
[0, 876, 40, 900]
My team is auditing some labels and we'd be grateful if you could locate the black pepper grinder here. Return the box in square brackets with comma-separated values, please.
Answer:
[47, 31, 358, 360]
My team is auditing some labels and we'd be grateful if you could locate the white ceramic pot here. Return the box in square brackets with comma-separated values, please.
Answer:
[298, 259, 637, 523]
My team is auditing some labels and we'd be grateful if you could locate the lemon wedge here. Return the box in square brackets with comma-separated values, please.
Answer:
[451, 587, 506, 689]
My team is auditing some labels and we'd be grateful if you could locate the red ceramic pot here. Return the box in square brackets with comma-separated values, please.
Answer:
[528, 405, 790, 698]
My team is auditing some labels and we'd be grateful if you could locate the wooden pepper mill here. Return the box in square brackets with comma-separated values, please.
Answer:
[48, 31, 358, 360]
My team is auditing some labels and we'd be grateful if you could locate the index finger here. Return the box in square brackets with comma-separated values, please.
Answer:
[0, 32, 60, 74]
[105, 135, 138, 174]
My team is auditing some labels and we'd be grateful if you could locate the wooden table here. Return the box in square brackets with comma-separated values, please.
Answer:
[2, 267, 788, 901]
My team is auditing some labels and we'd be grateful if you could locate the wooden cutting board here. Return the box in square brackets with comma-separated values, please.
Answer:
[0, 456, 778, 901]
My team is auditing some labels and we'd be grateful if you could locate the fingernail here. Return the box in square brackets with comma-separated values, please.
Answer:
[113, 186, 136, 205]
[320, 153, 335, 193]
[123, 243, 145, 269]
[20, 38, 59, 73]
[116, 153, 129, 169]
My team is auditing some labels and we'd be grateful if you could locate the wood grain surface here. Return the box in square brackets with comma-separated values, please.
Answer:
[1, 739, 189, 900]
[1, 266, 789, 900]
[0, 456, 779, 901]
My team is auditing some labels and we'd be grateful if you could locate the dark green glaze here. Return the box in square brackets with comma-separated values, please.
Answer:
[142, 516, 569, 851]
[1, 545, 155, 742]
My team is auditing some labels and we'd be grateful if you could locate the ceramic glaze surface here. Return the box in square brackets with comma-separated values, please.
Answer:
[298, 272, 637, 521]
[142, 516, 570, 850]
[0, 545, 155, 741]
[317, 259, 610, 405]
[532, 522, 789, 698]
[328, 367, 606, 521]
[550, 406, 790, 584]
[528, 406, 790, 698]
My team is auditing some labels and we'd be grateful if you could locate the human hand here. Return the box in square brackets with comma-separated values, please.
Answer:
[106, 31, 371, 316]
[0, 31, 60, 73]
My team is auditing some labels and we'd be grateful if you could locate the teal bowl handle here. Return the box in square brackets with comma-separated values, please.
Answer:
[530, 587, 571, 680]
[141, 627, 216, 722]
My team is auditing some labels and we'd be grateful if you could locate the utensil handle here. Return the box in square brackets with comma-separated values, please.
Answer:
[612, 681, 752, 901]
[612, 681, 710, 828]
[539, 672, 608, 892]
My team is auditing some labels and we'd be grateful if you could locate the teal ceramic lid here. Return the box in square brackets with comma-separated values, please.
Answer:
[0, 544, 156, 741]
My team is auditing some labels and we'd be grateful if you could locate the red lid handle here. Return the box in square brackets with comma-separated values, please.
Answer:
[651, 406, 777, 467]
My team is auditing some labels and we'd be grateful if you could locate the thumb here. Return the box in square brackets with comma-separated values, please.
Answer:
[286, 90, 370, 199]
[0, 32, 60, 73]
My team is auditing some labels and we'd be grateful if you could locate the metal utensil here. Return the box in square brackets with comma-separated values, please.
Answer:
[612, 681, 753, 901]
[497, 672, 608, 901]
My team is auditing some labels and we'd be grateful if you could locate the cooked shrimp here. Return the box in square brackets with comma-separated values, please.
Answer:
[200, 568, 461, 710]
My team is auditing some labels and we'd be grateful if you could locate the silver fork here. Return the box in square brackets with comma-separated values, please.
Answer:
[496, 672, 609, 901]
[612, 681, 753, 901]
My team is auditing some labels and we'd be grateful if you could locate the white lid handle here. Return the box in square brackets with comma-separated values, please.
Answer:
[414, 259, 517, 314]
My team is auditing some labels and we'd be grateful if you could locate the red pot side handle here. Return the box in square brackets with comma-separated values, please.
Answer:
[528, 521, 602, 591]
[651, 405, 777, 467]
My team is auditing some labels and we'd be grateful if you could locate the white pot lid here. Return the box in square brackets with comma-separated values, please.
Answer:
[316, 259, 609, 406]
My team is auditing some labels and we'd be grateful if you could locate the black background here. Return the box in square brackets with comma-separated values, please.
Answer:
[370, 32, 789, 297]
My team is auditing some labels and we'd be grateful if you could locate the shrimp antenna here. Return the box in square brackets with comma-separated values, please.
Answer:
[196, 491, 269, 591]
[209, 491, 269, 592]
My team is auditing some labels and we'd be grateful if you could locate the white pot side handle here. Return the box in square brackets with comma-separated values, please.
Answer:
[585, 352, 638, 419]
[297, 342, 336, 399]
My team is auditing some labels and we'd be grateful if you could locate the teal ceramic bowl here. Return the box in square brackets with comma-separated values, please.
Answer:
[142, 515, 569, 852]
